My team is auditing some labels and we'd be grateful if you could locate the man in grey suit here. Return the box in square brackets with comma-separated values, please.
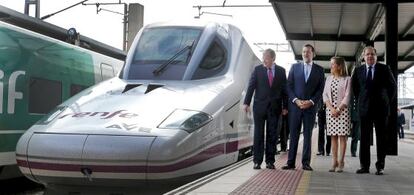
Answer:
[282, 44, 325, 171]
[244, 49, 288, 170]
[352, 46, 396, 175]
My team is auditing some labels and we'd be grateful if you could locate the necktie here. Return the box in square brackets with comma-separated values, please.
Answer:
[267, 68, 273, 87]
[366, 66, 373, 90]
[305, 64, 310, 82]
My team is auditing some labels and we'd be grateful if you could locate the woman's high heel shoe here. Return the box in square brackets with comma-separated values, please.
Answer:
[329, 161, 338, 172]
[337, 161, 344, 173]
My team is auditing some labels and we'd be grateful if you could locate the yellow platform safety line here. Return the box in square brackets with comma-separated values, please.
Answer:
[295, 170, 311, 195]
[294, 129, 319, 195]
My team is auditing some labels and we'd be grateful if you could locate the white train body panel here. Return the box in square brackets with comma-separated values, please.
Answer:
[16, 21, 259, 187]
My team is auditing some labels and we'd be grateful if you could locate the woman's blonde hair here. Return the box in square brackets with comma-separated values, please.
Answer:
[331, 56, 348, 76]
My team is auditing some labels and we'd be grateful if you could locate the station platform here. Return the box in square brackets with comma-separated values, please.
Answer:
[166, 130, 414, 195]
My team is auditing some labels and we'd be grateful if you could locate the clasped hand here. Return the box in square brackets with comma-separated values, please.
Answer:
[330, 105, 346, 117]
[330, 108, 340, 117]
[295, 99, 312, 110]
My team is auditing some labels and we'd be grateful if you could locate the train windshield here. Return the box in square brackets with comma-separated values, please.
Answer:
[127, 27, 202, 80]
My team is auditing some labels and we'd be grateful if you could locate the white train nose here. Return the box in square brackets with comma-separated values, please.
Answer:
[20, 133, 156, 186]
[81, 135, 155, 179]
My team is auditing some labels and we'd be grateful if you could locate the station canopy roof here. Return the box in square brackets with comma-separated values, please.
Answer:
[270, 0, 414, 73]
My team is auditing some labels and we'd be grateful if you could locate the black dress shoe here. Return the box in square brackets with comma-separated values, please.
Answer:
[356, 168, 369, 174]
[253, 163, 261, 169]
[282, 164, 295, 170]
[326, 153, 330, 156]
[302, 164, 313, 171]
[266, 163, 275, 169]
[351, 153, 356, 157]
[316, 151, 324, 156]
[375, 169, 384, 175]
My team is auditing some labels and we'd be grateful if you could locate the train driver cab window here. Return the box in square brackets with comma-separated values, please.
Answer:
[128, 27, 201, 80]
[192, 40, 227, 80]
[29, 77, 62, 114]
[100, 63, 115, 81]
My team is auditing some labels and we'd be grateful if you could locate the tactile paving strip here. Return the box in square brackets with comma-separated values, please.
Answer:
[229, 153, 303, 195]
[230, 131, 319, 195]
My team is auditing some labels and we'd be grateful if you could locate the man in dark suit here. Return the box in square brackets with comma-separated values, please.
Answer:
[244, 48, 288, 170]
[397, 108, 406, 139]
[317, 102, 331, 156]
[282, 44, 325, 171]
[279, 111, 289, 152]
[350, 94, 360, 157]
[352, 46, 397, 175]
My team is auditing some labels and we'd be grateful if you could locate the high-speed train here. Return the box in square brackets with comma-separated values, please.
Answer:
[0, 18, 124, 179]
[16, 21, 259, 189]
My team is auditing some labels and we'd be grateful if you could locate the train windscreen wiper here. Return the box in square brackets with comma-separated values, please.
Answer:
[152, 41, 194, 76]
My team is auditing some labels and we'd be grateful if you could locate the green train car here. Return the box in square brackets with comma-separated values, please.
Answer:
[0, 21, 124, 179]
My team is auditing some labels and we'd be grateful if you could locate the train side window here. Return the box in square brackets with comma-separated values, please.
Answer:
[70, 84, 87, 96]
[29, 77, 62, 114]
[192, 40, 227, 80]
[101, 63, 115, 81]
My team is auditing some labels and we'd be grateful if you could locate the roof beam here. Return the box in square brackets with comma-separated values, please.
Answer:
[270, 0, 386, 3]
[336, 3, 345, 39]
[296, 55, 414, 62]
[286, 33, 366, 41]
[402, 17, 414, 38]
[403, 45, 414, 59]
[309, 4, 314, 37]
[375, 34, 414, 41]
[286, 33, 414, 42]
[295, 55, 355, 61]
[270, 0, 414, 3]
[334, 3, 345, 56]
[398, 56, 414, 61]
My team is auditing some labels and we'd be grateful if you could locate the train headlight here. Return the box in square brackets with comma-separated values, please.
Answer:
[158, 109, 212, 133]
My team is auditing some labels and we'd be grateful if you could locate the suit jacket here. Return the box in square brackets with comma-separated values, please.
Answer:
[322, 75, 352, 108]
[350, 94, 360, 122]
[351, 63, 397, 117]
[317, 101, 326, 123]
[398, 113, 406, 125]
[287, 62, 325, 113]
[244, 64, 288, 115]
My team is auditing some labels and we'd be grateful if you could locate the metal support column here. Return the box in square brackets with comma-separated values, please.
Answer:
[384, 0, 398, 155]
[24, 0, 40, 18]
[123, 3, 128, 51]
[126, 3, 144, 51]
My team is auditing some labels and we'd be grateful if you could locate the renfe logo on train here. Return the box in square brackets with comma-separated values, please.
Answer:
[58, 110, 138, 119]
